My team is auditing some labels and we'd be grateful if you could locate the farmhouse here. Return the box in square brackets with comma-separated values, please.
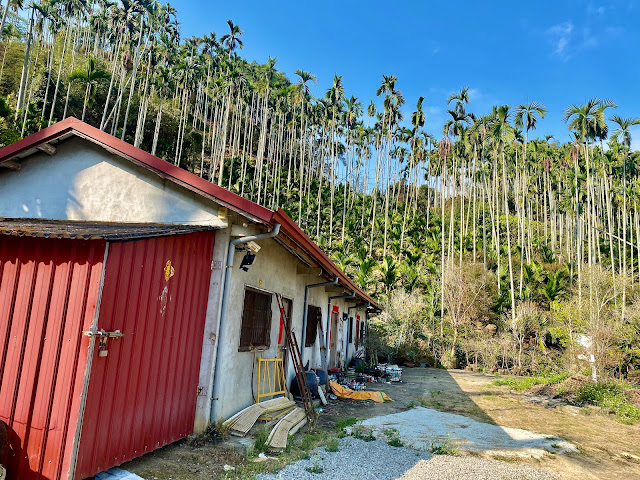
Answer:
[0, 118, 380, 480]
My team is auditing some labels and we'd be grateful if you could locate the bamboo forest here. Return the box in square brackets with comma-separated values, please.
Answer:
[1, 0, 639, 388]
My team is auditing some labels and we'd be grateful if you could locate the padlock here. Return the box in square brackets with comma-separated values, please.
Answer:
[98, 339, 108, 357]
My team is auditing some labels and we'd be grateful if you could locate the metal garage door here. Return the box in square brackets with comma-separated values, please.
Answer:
[73, 231, 215, 479]
[0, 236, 106, 480]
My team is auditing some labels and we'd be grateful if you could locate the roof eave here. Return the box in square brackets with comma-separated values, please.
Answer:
[271, 208, 382, 311]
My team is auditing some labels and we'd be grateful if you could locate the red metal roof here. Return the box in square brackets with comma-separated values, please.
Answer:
[0, 118, 381, 310]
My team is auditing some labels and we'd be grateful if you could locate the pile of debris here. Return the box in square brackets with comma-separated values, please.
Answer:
[224, 397, 296, 437]
[223, 396, 307, 451]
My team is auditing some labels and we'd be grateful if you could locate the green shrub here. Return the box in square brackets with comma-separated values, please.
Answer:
[493, 371, 569, 392]
[381, 427, 403, 446]
[429, 435, 460, 455]
[388, 436, 404, 447]
[205, 418, 229, 441]
[575, 383, 640, 424]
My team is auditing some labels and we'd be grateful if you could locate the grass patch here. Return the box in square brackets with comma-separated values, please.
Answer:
[492, 372, 569, 392]
[429, 435, 460, 455]
[222, 426, 338, 479]
[381, 428, 404, 447]
[253, 425, 270, 454]
[351, 425, 376, 442]
[298, 432, 326, 451]
[479, 390, 496, 396]
[335, 417, 359, 431]
[575, 382, 640, 424]
[388, 436, 404, 447]
[306, 460, 324, 474]
[325, 438, 339, 452]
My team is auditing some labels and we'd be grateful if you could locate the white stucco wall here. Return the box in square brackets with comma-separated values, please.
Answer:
[0, 137, 225, 227]
[211, 234, 369, 421]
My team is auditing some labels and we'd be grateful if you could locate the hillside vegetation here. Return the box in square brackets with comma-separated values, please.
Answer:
[0, 0, 639, 390]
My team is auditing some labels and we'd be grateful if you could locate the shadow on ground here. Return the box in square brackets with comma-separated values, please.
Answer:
[319, 367, 640, 480]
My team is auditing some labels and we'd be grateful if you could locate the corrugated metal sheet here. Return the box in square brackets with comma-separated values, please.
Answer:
[0, 219, 215, 241]
[74, 231, 215, 478]
[0, 235, 106, 480]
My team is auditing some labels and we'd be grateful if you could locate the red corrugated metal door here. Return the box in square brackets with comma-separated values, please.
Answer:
[0, 236, 106, 480]
[74, 231, 215, 478]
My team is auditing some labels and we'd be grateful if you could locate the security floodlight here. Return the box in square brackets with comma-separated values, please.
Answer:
[239, 251, 256, 272]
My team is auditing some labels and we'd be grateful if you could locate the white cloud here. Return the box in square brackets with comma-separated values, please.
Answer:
[546, 21, 574, 58]
[587, 4, 607, 16]
[581, 26, 599, 49]
[543, 16, 622, 61]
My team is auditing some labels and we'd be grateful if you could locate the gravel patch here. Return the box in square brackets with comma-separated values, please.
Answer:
[256, 437, 558, 480]
[357, 407, 576, 458]
[256, 437, 429, 480]
[399, 455, 560, 480]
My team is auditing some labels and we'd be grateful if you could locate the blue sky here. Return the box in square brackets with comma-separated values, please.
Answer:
[172, 0, 640, 148]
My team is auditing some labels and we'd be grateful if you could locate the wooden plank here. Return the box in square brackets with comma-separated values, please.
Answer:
[267, 408, 307, 451]
[224, 397, 295, 436]
[318, 386, 327, 406]
[0, 160, 20, 170]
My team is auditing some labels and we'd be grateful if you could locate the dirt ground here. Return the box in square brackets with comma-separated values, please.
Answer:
[116, 368, 640, 480]
[357, 368, 640, 480]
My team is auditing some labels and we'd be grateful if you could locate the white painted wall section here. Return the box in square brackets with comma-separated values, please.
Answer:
[213, 235, 355, 421]
[0, 137, 225, 227]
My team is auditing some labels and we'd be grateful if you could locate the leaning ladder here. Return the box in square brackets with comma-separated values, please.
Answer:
[276, 293, 316, 425]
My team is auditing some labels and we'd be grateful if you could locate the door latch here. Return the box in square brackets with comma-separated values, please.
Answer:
[83, 329, 124, 338]
[83, 329, 124, 357]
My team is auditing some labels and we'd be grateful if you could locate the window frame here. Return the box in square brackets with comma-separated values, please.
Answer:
[238, 286, 273, 352]
[305, 304, 322, 347]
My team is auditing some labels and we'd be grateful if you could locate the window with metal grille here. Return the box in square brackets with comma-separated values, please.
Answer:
[305, 305, 322, 347]
[239, 287, 272, 351]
